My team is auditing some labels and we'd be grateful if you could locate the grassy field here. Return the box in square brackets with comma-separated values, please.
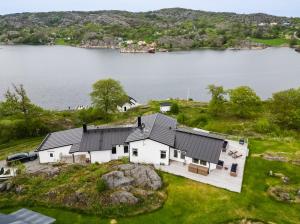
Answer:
[251, 38, 290, 46]
[0, 137, 44, 160]
[1, 137, 300, 224]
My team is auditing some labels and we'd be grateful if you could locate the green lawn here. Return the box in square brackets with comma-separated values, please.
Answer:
[1, 138, 300, 223]
[251, 38, 289, 46]
[0, 137, 44, 160]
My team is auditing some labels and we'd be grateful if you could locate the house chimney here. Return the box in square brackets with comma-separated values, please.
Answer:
[137, 116, 142, 128]
[83, 124, 87, 133]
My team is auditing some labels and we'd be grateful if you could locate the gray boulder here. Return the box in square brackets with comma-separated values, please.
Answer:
[0, 182, 7, 192]
[15, 186, 24, 194]
[279, 192, 291, 201]
[110, 191, 138, 205]
[101, 171, 134, 189]
[128, 165, 162, 190]
[5, 182, 13, 191]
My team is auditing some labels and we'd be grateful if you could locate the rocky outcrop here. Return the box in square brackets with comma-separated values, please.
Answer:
[101, 164, 162, 205]
[117, 164, 162, 190]
[110, 191, 139, 205]
[101, 171, 134, 189]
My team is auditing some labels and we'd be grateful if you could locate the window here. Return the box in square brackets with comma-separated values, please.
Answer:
[124, 145, 129, 154]
[112, 146, 116, 154]
[200, 160, 207, 166]
[160, 151, 167, 159]
[174, 150, 178, 158]
[180, 151, 186, 160]
[132, 148, 138, 157]
[50, 153, 54, 158]
[192, 158, 199, 164]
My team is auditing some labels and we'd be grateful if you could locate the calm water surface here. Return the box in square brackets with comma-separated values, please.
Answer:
[0, 45, 299, 109]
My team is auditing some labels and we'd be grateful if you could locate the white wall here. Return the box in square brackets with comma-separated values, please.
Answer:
[160, 106, 171, 113]
[111, 145, 129, 160]
[170, 148, 186, 163]
[129, 139, 170, 165]
[39, 145, 72, 164]
[90, 150, 112, 163]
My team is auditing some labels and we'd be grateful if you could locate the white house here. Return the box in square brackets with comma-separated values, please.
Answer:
[160, 102, 172, 113]
[36, 113, 230, 176]
[118, 97, 140, 112]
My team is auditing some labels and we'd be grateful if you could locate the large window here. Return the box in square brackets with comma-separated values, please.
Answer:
[174, 150, 178, 158]
[132, 148, 138, 157]
[112, 146, 116, 154]
[180, 151, 186, 160]
[192, 158, 199, 164]
[200, 160, 207, 166]
[161, 151, 167, 159]
[124, 145, 129, 154]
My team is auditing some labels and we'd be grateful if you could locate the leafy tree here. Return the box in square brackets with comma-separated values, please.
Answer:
[90, 79, 128, 114]
[269, 88, 300, 129]
[170, 102, 179, 114]
[0, 84, 40, 118]
[207, 84, 227, 116]
[228, 86, 261, 118]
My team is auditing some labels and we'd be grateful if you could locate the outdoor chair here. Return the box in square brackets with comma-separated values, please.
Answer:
[228, 150, 237, 156]
[233, 152, 243, 159]
[239, 139, 245, 145]
[230, 163, 238, 177]
[217, 160, 224, 169]
[222, 141, 228, 152]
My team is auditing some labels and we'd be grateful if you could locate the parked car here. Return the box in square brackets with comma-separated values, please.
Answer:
[6, 152, 38, 166]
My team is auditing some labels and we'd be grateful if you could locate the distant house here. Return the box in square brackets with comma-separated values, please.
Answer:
[118, 97, 140, 112]
[160, 102, 172, 113]
[0, 208, 55, 224]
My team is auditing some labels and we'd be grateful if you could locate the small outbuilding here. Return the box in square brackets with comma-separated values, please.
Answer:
[160, 102, 172, 113]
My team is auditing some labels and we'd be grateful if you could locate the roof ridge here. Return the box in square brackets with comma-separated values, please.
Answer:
[176, 128, 224, 141]
[147, 113, 159, 138]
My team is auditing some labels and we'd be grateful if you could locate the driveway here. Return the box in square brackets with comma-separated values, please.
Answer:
[0, 158, 53, 174]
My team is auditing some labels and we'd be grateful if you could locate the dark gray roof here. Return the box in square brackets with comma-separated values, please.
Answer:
[126, 113, 177, 147]
[36, 128, 83, 151]
[160, 102, 172, 106]
[0, 209, 55, 224]
[69, 143, 80, 153]
[175, 128, 224, 164]
[79, 127, 134, 152]
[176, 127, 225, 140]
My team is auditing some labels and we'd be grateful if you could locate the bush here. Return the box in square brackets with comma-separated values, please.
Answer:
[254, 118, 276, 134]
[190, 114, 209, 127]
[170, 102, 179, 114]
[177, 113, 188, 124]
[96, 178, 108, 193]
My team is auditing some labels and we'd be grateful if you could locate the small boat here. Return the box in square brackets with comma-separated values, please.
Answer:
[148, 48, 155, 54]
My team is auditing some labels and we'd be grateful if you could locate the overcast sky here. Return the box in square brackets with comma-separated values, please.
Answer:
[0, 0, 299, 17]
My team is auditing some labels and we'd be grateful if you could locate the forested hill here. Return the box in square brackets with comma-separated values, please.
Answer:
[0, 8, 299, 49]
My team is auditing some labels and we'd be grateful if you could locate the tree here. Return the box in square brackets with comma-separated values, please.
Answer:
[170, 102, 179, 114]
[207, 84, 227, 116]
[228, 86, 261, 118]
[269, 88, 300, 129]
[0, 84, 39, 118]
[90, 79, 128, 114]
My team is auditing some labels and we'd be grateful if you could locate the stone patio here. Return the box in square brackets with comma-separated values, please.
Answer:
[156, 140, 248, 193]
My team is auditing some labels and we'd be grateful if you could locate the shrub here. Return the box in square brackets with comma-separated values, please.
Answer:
[170, 103, 179, 114]
[96, 178, 108, 193]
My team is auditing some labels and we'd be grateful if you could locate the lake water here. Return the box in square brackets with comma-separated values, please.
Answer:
[0, 45, 299, 110]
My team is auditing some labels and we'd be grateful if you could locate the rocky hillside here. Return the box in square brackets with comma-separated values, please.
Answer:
[0, 8, 299, 49]
[0, 161, 167, 217]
